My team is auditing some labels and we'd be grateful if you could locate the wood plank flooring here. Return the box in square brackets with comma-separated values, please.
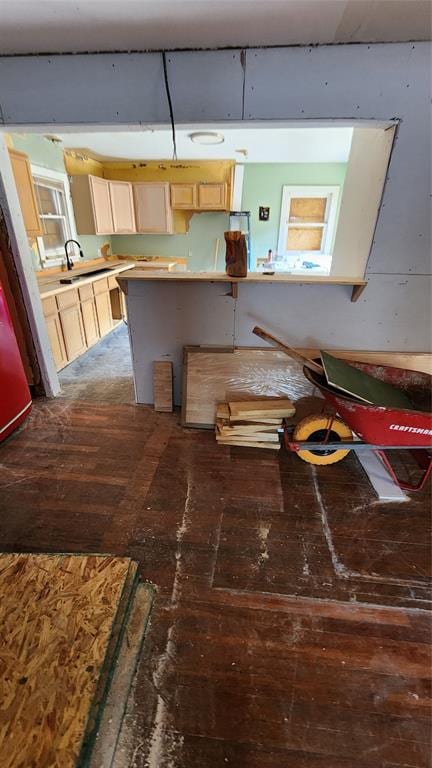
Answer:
[0, 398, 430, 767]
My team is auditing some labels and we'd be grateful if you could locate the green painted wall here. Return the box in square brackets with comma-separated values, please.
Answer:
[111, 212, 229, 272]
[241, 163, 347, 265]
[10, 133, 109, 266]
[11, 134, 67, 174]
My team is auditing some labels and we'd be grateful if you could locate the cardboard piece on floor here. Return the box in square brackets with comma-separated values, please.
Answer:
[356, 449, 408, 502]
[320, 350, 412, 409]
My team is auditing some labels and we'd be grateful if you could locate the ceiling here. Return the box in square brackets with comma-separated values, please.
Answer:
[54, 125, 354, 163]
[0, 1, 430, 55]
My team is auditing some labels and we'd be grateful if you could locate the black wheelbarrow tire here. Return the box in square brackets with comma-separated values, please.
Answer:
[293, 414, 353, 465]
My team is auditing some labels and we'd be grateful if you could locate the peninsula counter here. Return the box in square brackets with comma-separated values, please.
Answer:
[117, 270, 368, 405]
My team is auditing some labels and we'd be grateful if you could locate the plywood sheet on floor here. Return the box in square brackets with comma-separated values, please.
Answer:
[0, 553, 138, 768]
[182, 346, 313, 427]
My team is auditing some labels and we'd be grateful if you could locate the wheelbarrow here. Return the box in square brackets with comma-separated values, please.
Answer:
[284, 361, 432, 492]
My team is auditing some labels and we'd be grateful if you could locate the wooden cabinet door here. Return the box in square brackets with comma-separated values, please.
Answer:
[45, 313, 68, 370]
[81, 298, 100, 347]
[198, 183, 227, 210]
[95, 292, 113, 337]
[133, 183, 173, 233]
[170, 183, 197, 210]
[109, 181, 136, 233]
[59, 305, 87, 361]
[8, 149, 42, 236]
[89, 176, 114, 234]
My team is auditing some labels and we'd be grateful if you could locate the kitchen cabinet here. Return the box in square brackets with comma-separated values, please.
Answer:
[40, 268, 129, 371]
[93, 278, 113, 336]
[170, 183, 197, 210]
[133, 182, 173, 234]
[42, 298, 68, 371]
[109, 181, 136, 234]
[198, 183, 227, 210]
[56, 290, 87, 361]
[59, 305, 87, 361]
[170, 182, 227, 211]
[71, 175, 173, 235]
[8, 149, 42, 236]
[71, 174, 114, 235]
[78, 284, 100, 346]
[80, 298, 100, 346]
[94, 292, 112, 336]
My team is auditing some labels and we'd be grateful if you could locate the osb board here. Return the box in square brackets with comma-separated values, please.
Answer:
[182, 346, 432, 429]
[0, 553, 138, 768]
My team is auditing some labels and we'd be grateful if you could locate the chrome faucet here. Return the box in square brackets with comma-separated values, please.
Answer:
[64, 239, 84, 271]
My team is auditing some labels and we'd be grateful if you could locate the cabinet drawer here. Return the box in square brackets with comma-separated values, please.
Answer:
[108, 275, 119, 290]
[78, 283, 94, 302]
[41, 296, 58, 317]
[93, 277, 109, 295]
[56, 289, 78, 310]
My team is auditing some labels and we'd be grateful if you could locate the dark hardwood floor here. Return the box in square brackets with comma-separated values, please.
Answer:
[0, 397, 431, 767]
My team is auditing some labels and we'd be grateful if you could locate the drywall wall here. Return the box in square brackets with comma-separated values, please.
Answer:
[124, 277, 432, 404]
[241, 163, 347, 264]
[331, 127, 395, 278]
[0, 42, 430, 398]
[9, 133, 110, 266]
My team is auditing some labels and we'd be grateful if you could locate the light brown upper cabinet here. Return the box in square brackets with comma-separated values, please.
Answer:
[170, 183, 197, 210]
[133, 182, 173, 234]
[198, 183, 227, 210]
[8, 149, 42, 236]
[108, 181, 136, 234]
[71, 174, 114, 235]
[170, 182, 228, 211]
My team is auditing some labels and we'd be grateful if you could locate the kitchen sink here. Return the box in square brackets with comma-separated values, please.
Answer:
[59, 266, 114, 284]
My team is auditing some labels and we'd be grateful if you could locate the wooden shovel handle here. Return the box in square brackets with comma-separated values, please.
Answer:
[252, 326, 324, 375]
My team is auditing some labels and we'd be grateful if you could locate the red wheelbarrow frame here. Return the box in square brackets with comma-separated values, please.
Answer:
[284, 362, 432, 493]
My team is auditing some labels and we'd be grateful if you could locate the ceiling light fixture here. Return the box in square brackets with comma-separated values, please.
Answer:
[189, 132, 224, 145]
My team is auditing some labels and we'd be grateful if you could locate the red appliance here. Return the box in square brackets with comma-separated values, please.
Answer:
[0, 278, 32, 442]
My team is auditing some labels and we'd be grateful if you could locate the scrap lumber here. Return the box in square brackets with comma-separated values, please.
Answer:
[216, 398, 294, 450]
[228, 398, 295, 420]
[153, 360, 173, 412]
[217, 438, 280, 450]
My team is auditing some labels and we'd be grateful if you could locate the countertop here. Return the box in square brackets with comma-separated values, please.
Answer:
[38, 261, 134, 299]
[116, 269, 367, 302]
[117, 269, 367, 286]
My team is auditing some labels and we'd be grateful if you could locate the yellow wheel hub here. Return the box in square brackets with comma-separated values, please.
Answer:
[293, 414, 353, 465]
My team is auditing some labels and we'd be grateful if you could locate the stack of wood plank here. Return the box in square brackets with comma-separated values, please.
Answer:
[216, 399, 295, 449]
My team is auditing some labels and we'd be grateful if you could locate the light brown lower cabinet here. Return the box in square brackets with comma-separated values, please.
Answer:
[58, 305, 87, 361]
[45, 312, 68, 370]
[42, 275, 123, 371]
[81, 298, 100, 347]
[94, 291, 113, 337]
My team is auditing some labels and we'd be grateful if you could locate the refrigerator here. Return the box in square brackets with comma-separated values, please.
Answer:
[0, 277, 32, 442]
